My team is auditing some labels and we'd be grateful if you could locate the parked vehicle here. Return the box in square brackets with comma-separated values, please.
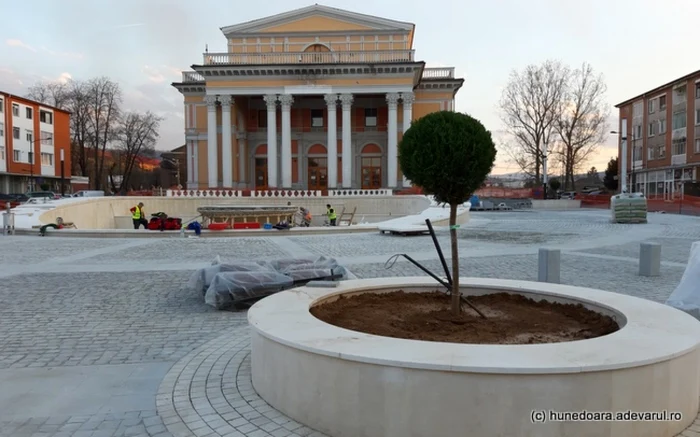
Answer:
[560, 191, 577, 200]
[71, 190, 105, 198]
[26, 191, 59, 200]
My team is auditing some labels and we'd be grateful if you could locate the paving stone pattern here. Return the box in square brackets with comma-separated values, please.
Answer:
[1, 209, 699, 436]
[87, 238, 290, 264]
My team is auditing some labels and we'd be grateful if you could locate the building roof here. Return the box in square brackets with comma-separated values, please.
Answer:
[220, 4, 415, 37]
[614, 68, 700, 108]
[0, 91, 71, 114]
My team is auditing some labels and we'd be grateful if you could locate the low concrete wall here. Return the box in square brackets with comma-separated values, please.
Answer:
[531, 199, 581, 210]
[39, 196, 431, 230]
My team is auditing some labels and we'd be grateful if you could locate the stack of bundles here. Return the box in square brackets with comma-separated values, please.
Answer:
[188, 256, 354, 310]
[611, 193, 648, 224]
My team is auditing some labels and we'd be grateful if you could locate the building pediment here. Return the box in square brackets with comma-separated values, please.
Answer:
[220, 4, 413, 37]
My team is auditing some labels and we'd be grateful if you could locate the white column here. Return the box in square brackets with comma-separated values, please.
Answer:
[237, 133, 247, 187]
[220, 95, 233, 188]
[401, 92, 414, 187]
[279, 94, 293, 188]
[325, 94, 338, 189]
[236, 111, 247, 187]
[340, 94, 353, 188]
[186, 139, 193, 187]
[205, 95, 218, 188]
[264, 94, 278, 188]
[386, 93, 400, 188]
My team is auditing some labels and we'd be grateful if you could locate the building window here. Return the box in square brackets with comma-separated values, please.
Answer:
[12, 127, 19, 139]
[40, 152, 53, 166]
[648, 146, 655, 160]
[648, 122, 655, 137]
[658, 146, 665, 158]
[25, 107, 32, 119]
[659, 119, 666, 134]
[0, 122, 3, 137]
[633, 125, 642, 139]
[659, 95, 666, 110]
[696, 138, 700, 154]
[696, 109, 700, 125]
[26, 130, 33, 143]
[40, 131, 53, 145]
[672, 111, 687, 130]
[365, 108, 377, 127]
[0, 98, 3, 112]
[648, 99, 655, 114]
[696, 83, 700, 99]
[39, 110, 53, 124]
[12, 104, 19, 117]
[257, 110, 267, 128]
[672, 138, 686, 156]
[311, 109, 324, 127]
[13, 150, 20, 162]
[0, 146, 4, 161]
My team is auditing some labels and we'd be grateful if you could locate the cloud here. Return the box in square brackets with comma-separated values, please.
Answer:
[142, 65, 181, 83]
[6, 39, 36, 52]
[111, 23, 146, 30]
[40, 46, 84, 60]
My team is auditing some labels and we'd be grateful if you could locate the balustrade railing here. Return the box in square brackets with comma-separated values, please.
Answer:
[203, 50, 414, 65]
[421, 67, 455, 79]
[181, 71, 204, 82]
[166, 188, 394, 198]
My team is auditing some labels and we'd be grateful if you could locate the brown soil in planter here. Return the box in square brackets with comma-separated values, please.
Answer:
[310, 291, 620, 345]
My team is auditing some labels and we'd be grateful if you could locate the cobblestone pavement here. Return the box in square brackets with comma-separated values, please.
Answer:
[1, 209, 699, 436]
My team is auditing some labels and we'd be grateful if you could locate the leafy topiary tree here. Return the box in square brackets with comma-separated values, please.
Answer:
[549, 178, 561, 193]
[399, 111, 497, 315]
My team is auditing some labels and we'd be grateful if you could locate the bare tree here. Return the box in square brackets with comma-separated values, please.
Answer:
[109, 111, 162, 193]
[85, 77, 122, 190]
[554, 63, 609, 190]
[26, 80, 94, 178]
[499, 60, 570, 183]
[26, 82, 70, 109]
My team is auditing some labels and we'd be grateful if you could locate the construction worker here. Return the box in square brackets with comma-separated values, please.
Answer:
[130, 202, 148, 229]
[326, 204, 337, 226]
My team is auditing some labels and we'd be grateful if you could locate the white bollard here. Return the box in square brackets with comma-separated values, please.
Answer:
[538, 248, 560, 283]
[639, 242, 661, 277]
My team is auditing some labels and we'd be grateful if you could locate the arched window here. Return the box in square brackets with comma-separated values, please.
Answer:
[303, 44, 330, 63]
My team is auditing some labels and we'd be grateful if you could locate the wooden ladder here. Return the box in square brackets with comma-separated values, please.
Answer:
[337, 206, 357, 226]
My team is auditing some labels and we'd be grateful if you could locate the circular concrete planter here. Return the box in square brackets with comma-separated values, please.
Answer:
[248, 277, 700, 437]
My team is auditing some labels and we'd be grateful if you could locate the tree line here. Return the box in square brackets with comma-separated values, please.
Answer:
[499, 60, 609, 191]
[26, 78, 163, 192]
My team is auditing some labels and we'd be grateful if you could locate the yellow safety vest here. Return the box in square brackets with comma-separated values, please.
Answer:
[327, 208, 336, 220]
[132, 207, 142, 220]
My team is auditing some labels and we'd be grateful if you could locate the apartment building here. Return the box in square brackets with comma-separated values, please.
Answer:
[614, 70, 700, 198]
[172, 4, 463, 190]
[0, 92, 71, 194]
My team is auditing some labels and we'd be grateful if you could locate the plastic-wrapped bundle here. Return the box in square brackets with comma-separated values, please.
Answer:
[187, 261, 272, 294]
[270, 256, 339, 274]
[205, 271, 294, 310]
[285, 265, 355, 282]
[666, 241, 700, 320]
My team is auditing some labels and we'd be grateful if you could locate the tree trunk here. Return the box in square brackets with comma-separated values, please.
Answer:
[449, 203, 460, 315]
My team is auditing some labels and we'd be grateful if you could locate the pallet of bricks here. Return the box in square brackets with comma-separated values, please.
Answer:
[610, 193, 648, 224]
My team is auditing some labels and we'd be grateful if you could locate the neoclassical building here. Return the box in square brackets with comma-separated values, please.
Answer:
[172, 4, 463, 190]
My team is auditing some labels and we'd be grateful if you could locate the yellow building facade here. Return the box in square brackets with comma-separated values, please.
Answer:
[172, 4, 463, 190]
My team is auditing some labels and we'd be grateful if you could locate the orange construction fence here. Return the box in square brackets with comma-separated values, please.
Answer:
[580, 193, 700, 216]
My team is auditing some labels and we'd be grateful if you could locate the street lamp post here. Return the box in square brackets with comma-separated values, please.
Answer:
[610, 130, 633, 194]
[542, 150, 548, 200]
[28, 151, 34, 192]
[60, 149, 65, 196]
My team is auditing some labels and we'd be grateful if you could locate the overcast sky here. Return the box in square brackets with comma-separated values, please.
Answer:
[1, 0, 698, 175]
